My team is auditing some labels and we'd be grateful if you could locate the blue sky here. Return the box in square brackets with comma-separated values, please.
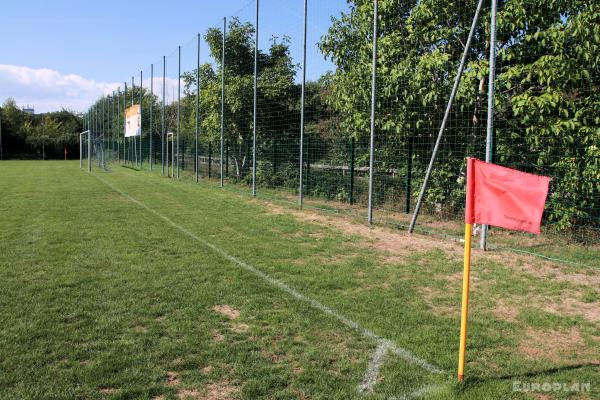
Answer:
[0, 0, 348, 113]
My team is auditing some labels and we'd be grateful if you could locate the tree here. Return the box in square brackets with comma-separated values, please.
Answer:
[181, 18, 299, 181]
[320, 0, 599, 231]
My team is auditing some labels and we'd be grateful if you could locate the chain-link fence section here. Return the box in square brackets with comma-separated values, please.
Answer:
[83, 0, 600, 262]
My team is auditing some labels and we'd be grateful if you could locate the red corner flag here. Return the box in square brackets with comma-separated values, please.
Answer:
[458, 158, 550, 382]
[465, 158, 550, 234]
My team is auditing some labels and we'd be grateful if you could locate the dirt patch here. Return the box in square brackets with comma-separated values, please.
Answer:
[212, 305, 240, 320]
[519, 327, 587, 362]
[476, 251, 600, 288]
[230, 323, 249, 333]
[262, 350, 284, 364]
[177, 380, 239, 400]
[544, 297, 600, 322]
[267, 203, 462, 261]
[201, 366, 213, 374]
[167, 372, 180, 386]
[266, 201, 600, 286]
[419, 287, 459, 317]
[518, 260, 600, 286]
[177, 389, 202, 399]
[212, 330, 225, 342]
[492, 299, 519, 322]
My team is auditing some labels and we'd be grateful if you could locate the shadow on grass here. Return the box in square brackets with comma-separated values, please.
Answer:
[461, 362, 600, 389]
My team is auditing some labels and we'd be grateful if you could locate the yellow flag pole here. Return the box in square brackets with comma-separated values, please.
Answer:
[458, 222, 473, 382]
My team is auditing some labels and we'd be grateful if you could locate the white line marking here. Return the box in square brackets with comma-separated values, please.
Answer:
[359, 342, 390, 394]
[92, 174, 445, 396]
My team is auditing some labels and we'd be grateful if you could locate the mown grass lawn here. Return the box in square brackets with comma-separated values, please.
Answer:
[0, 160, 598, 400]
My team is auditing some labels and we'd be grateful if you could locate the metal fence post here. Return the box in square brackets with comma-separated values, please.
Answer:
[132, 76, 137, 167]
[408, 0, 485, 233]
[196, 33, 201, 183]
[405, 135, 413, 213]
[252, 0, 259, 197]
[118, 88, 121, 164]
[299, 0, 308, 208]
[124, 82, 128, 165]
[108, 95, 111, 163]
[150, 64, 154, 170]
[112, 91, 116, 161]
[88, 129, 92, 172]
[140, 70, 143, 169]
[125, 83, 128, 164]
[349, 136, 355, 205]
[209, 141, 213, 178]
[80, 131, 83, 168]
[367, 0, 378, 224]
[100, 98, 104, 168]
[481, 0, 498, 250]
[220, 17, 226, 188]
[177, 46, 181, 179]
[225, 140, 229, 177]
[162, 56, 166, 177]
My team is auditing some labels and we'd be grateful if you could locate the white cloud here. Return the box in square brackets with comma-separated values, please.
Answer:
[0, 64, 189, 113]
[0, 64, 121, 114]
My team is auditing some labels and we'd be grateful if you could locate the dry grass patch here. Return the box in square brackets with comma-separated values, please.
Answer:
[492, 299, 519, 322]
[266, 203, 461, 260]
[230, 323, 249, 333]
[519, 327, 590, 363]
[212, 305, 240, 320]
[177, 389, 202, 399]
[166, 371, 180, 386]
[177, 380, 239, 400]
[212, 330, 225, 342]
[543, 296, 600, 323]
[201, 366, 213, 374]
[419, 286, 459, 317]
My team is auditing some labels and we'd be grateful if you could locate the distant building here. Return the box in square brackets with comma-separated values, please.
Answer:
[22, 105, 35, 115]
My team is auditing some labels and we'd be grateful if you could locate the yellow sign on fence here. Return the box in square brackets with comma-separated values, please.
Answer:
[125, 105, 141, 137]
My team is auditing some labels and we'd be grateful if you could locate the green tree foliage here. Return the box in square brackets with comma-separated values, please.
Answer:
[0, 98, 82, 159]
[320, 0, 599, 231]
[182, 18, 301, 181]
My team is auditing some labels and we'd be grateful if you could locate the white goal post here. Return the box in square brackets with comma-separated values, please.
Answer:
[79, 130, 91, 172]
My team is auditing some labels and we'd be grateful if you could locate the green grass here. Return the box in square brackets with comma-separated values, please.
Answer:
[0, 160, 598, 400]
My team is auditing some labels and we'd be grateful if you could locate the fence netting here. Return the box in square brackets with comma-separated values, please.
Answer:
[83, 0, 600, 261]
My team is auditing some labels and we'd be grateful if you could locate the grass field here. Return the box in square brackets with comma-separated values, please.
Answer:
[0, 161, 598, 400]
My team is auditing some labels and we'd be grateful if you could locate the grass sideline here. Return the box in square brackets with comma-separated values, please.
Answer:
[0, 160, 597, 399]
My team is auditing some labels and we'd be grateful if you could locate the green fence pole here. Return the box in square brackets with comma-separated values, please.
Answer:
[298, 0, 308, 208]
[225, 139, 229, 177]
[150, 64, 154, 170]
[162, 56, 166, 176]
[209, 141, 212, 178]
[140, 70, 143, 169]
[220, 17, 226, 188]
[349, 137, 355, 205]
[196, 33, 200, 183]
[405, 135, 413, 213]
[118, 88, 121, 164]
[177, 46, 181, 179]
[252, 0, 259, 196]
